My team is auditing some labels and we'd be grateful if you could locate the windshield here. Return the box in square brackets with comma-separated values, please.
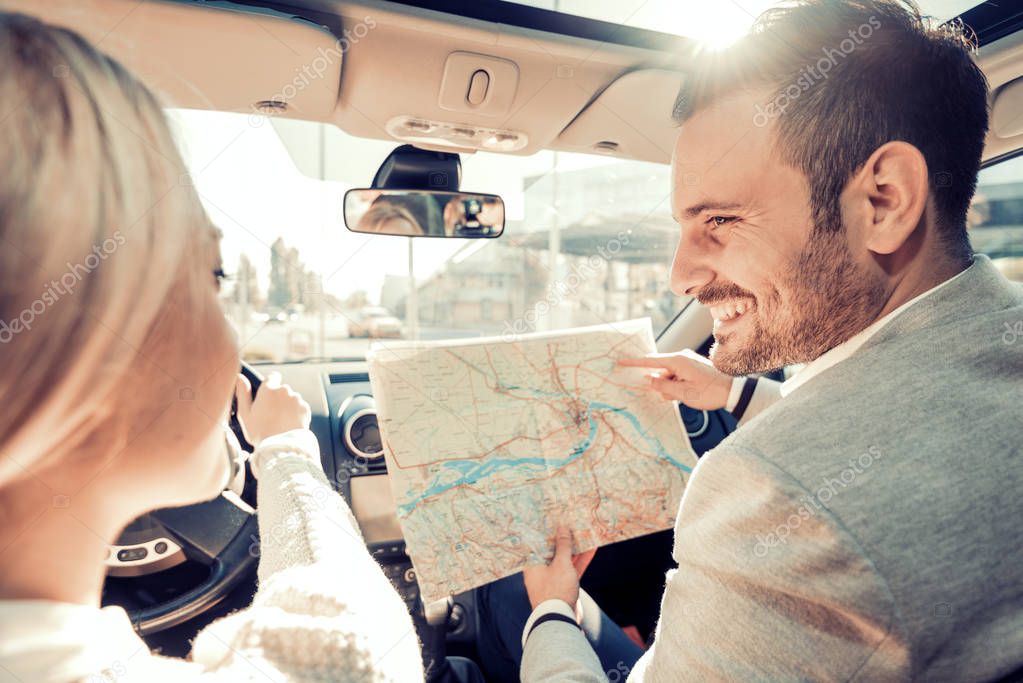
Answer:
[169, 109, 685, 362]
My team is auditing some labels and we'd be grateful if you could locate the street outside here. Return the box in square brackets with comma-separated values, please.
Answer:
[234, 311, 481, 363]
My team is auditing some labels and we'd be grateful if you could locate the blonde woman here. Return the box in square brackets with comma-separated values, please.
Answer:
[0, 13, 424, 682]
[357, 202, 426, 236]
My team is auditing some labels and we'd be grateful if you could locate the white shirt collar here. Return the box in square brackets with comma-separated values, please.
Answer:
[0, 600, 147, 683]
[780, 264, 972, 398]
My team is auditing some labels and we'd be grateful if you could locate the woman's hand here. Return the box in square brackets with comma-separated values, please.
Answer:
[522, 526, 596, 610]
[234, 371, 311, 446]
[618, 349, 733, 410]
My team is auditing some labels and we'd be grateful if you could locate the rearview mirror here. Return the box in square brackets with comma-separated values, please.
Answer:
[343, 189, 505, 238]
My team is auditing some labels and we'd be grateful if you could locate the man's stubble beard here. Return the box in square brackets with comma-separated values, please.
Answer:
[711, 224, 888, 375]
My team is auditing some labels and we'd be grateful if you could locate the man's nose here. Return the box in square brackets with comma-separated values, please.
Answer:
[670, 225, 714, 296]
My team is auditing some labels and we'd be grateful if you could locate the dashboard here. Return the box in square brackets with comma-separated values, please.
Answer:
[322, 366, 404, 547]
[268, 361, 412, 564]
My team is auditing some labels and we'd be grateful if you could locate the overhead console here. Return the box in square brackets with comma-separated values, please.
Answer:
[384, 51, 529, 153]
[438, 51, 520, 117]
[331, 1, 689, 157]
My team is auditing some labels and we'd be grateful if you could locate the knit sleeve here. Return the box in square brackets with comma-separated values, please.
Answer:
[188, 429, 424, 682]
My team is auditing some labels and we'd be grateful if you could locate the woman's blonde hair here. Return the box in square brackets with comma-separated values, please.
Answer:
[0, 13, 215, 486]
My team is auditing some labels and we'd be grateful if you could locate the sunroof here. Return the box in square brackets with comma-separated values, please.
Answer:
[506, 0, 983, 48]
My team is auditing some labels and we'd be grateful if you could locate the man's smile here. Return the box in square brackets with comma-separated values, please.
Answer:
[707, 299, 754, 327]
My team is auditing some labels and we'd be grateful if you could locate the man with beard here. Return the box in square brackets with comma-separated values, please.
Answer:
[476, 1, 1023, 681]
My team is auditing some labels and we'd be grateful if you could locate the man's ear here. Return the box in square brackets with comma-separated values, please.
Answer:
[847, 141, 930, 255]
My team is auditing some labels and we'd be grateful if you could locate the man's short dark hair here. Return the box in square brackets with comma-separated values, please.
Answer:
[673, 0, 989, 261]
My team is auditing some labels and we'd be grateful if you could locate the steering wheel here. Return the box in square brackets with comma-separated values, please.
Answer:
[103, 363, 264, 635]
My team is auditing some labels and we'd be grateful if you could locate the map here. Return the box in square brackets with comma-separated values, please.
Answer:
[367, 319, 697, 603]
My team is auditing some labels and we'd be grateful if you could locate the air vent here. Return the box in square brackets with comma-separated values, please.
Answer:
[593, 140, 620, 154]
[330, 372, 370, 384]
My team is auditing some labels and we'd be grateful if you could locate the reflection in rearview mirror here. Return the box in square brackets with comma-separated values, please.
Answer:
[343, 189, 505, 238]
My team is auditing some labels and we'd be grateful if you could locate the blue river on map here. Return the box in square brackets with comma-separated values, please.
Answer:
[396, 382, 692, 516]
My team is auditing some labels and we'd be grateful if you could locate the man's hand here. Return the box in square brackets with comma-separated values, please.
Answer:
[522, 526, 596, 610]
[618, 349, 733, 410]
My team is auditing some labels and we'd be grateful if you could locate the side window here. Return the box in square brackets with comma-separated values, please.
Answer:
[970, 155, 1023, 282]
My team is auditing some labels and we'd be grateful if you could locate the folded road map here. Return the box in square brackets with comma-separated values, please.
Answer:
[367, 318, 697, 603]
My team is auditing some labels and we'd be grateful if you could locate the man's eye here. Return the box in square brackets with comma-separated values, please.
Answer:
[709, 216, 735, 227]
[213, 268, 230, 288]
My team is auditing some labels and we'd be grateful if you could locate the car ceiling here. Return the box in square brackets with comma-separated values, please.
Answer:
[2, 0, 1023, 164]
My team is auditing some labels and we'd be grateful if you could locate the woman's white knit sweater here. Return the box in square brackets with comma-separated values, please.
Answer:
[0, 429, 425, 682]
